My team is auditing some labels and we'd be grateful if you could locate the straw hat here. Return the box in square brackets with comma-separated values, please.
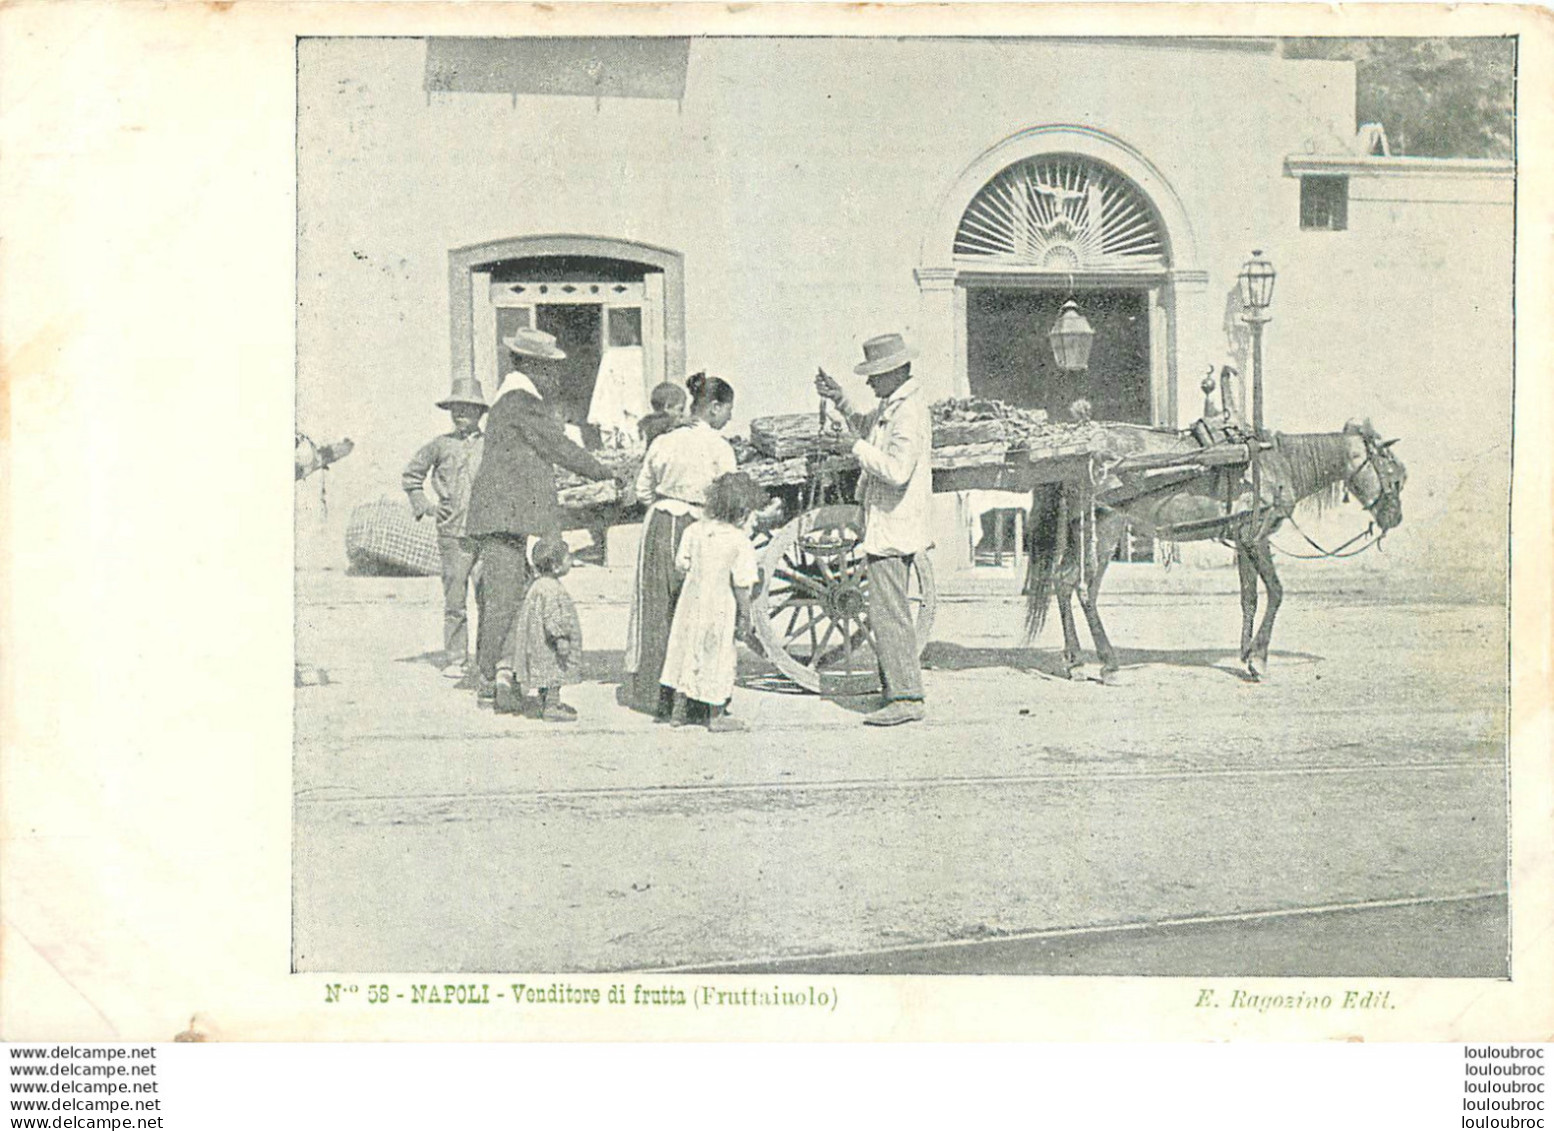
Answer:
[502, 327, 567, 360]
[853, 332, 917, 377]
[436, 376, 489, 411]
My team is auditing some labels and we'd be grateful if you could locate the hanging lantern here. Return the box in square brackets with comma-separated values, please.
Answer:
[1238, 249, 1277, 314]
[1048, 299, 1095, 373]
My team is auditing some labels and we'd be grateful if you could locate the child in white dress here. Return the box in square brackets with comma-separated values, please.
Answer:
[661, 473, 764, 733]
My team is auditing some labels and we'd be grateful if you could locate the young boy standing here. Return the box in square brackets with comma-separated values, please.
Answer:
[403, 377, 488, 679]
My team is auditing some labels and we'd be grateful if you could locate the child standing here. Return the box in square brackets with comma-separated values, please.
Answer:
[637, 381, 688, 448]
[660, 472, 765, 733]
[496, 536, 584, 722]
[403, 378, 487, 679]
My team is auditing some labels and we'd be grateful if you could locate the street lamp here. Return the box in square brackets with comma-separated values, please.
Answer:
[1237, 250, 1276, 436]
[1048, 299, 1095, 373]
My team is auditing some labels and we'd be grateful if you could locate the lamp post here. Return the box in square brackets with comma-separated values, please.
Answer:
[1237, 250, 1276, 437]
[1048, 298, 1095, 374]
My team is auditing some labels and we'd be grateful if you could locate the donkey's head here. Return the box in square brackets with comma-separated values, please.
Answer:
[1342, 419, 1407, 532]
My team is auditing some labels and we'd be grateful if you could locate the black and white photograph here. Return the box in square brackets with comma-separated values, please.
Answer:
[7, 2, 1554, 1079]
[292, 30, 1516, 979]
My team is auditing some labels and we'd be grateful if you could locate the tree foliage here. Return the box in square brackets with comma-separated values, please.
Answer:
[1282, 37, 1515, 160]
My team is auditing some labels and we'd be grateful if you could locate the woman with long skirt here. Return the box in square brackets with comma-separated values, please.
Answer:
[623, 372, 739, 717]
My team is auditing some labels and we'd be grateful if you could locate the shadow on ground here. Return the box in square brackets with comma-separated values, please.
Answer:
[920, 641, 1324, 683]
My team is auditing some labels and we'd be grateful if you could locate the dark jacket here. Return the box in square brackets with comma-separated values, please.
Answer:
[465, 390, 612, 538]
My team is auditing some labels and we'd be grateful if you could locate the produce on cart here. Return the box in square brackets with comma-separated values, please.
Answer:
[551, 398, 1150, 695]
[547, 395, 1258, 697]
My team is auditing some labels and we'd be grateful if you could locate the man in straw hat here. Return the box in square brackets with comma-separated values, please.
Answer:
[403, 376, 488, 679]
[465, 327, 624, 703]
[815, 332, 933, 726]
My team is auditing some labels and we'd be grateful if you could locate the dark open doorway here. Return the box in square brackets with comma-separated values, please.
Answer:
[966, 288, 1151, 425]
[535, 304, 604, 445]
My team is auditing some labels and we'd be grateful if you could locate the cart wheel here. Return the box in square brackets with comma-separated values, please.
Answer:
[751, 504, 937, 696]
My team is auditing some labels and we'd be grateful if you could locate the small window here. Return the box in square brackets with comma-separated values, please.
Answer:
[1300, 175, 1348, 231]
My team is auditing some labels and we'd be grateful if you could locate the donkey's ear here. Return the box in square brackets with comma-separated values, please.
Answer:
[1381, 438, 1400, 450]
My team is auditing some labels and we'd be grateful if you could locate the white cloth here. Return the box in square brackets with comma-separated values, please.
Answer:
[660, 519, 759, 704]
[586, 346, 647, 436]
[841, 376, 934, 556]
[494, 370, 543, 402]
[634, 419, 738, 509]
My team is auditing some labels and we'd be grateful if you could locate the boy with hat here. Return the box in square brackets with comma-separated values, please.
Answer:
[403, 377, 488, 679]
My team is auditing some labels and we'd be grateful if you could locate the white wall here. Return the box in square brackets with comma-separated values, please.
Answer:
[298, 38, 1511, 598]
[1263, 171, 1512, 596]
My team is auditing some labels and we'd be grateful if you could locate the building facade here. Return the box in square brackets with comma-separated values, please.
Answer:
[298, 36, 1513, 595]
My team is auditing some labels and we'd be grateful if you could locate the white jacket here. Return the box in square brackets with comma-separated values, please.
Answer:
[842, 377, 934, 557]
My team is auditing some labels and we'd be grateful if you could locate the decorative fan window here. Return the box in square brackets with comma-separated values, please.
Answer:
[954, 154, 1166, 270]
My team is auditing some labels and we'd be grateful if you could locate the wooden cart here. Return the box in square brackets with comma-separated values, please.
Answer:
[559, 423, 1253, 696]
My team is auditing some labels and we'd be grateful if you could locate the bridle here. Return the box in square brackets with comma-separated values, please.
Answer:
[1274, 431, 1403, 560]
[1346, 430, 1403, 513]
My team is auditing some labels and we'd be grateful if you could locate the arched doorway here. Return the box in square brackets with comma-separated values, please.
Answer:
[915, 126, 1209, 570]
[447, 235, 686, 444]
[955, 152, 1165, 426]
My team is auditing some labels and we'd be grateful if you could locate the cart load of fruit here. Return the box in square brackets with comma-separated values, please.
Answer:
[747, 398, 1108, 461]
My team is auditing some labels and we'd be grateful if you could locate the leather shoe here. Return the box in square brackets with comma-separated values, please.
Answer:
[493, 673, 522, 714]
[863, 700, 925, 727]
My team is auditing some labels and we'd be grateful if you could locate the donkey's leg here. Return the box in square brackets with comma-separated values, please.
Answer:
[1052, 495, 1085, 674]
[1076, 514, 1125, 681]
[1236, 541, 1259, 667]
[1247, 538, 1283, 678]
[1054, 544, 1086, 675]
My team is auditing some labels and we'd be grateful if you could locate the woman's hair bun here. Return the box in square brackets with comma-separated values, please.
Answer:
[686, 371, 707, 399]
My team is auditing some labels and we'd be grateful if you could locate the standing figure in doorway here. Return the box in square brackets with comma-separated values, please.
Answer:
[816, 332, 933, 726]
[623, 372, 739, 717]
[464, 327, 621, 699]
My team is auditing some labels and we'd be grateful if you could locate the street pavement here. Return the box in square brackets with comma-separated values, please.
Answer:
[293, 560, 1508, 975]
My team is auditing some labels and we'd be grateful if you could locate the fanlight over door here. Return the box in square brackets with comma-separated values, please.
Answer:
[953, 154, 1167, 271]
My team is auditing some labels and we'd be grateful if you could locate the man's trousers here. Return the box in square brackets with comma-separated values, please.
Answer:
[866, 552, 924, 702]
[471, 533, 532, 680]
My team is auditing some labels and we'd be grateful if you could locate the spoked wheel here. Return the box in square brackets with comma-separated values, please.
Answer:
[750, 504, 937, 696]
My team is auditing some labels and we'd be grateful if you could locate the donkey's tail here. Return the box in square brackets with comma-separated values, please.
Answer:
[1022, 483, 1066, 642]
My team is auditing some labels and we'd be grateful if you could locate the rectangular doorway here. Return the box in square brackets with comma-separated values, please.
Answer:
[966, 287, 1151, 424]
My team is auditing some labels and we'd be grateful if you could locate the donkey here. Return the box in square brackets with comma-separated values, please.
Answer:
[1023, 419, 1407, 681]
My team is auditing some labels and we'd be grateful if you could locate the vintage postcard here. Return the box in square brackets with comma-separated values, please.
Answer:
[2, 2, 1550, 1042]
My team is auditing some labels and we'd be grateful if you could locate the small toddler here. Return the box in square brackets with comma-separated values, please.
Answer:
[496, 536, 583, 723]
